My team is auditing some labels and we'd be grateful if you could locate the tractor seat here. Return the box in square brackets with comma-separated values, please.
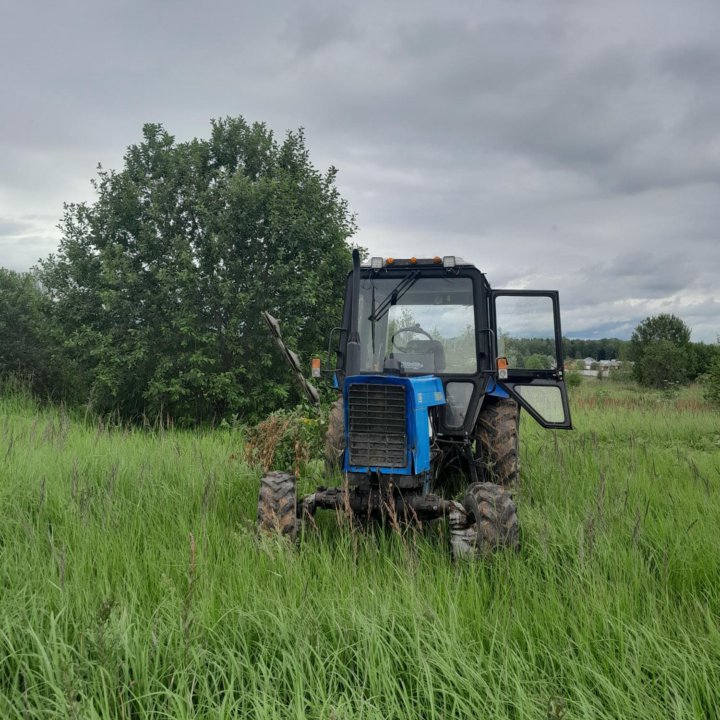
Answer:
[399, 339, 446, 372]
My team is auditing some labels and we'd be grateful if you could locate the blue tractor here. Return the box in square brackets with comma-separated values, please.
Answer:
[258, 250, 572, 556]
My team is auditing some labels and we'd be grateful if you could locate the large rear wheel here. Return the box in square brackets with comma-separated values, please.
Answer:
[475, 398, 520, 487]
[257, 471, 298, 538]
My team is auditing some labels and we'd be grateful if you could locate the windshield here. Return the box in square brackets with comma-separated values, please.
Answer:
[358, 276, 477, 374]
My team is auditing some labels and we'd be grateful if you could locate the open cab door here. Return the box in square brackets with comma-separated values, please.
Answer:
[490, 290, 572, 429]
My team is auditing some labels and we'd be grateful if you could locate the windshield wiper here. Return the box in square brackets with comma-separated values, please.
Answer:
[368, 271, 420, 323]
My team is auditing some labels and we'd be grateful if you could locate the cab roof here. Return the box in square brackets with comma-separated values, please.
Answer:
[361, 255, 472, 269]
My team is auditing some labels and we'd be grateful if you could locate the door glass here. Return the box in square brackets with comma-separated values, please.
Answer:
[515, 385, 566, 423]
[495, 295, 556, 370]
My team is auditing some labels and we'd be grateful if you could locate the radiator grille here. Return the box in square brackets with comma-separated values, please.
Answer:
[348, 383, 407, 468]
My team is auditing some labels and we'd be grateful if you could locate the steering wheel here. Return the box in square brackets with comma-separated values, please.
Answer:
[391, 324, 434, 352]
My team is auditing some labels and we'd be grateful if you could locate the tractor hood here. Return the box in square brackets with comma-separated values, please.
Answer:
[343, 374, 445, 476]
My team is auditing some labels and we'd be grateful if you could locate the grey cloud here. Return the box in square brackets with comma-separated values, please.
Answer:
[0, 221, 28, 237]
[283, 4, 358, 59]
[596, 251, 697, 293]
[660, 43, 720, 86]
[565, 320, 638, 341]
[290, 7, 720, 198]
[0, 237, 58, 272]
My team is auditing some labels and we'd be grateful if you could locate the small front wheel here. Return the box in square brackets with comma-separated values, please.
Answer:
[462, 482, 519, 555]
[257, 471, 298, 539]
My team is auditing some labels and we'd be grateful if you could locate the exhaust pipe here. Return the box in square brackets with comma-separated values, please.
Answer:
[346, 248, 362, 376]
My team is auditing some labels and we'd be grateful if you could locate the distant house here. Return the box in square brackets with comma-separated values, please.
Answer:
[578, 359, 627, 378]
[577, 357, 626, 378]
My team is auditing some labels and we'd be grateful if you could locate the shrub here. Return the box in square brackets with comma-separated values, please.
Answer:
[630, 314, 692, 388]
[565, 370, 582, 388]
[608, 364, 634, 383]
[633, 340, 689, 389]
[244, 403, 327, 474]
[702, 355, 720, 408]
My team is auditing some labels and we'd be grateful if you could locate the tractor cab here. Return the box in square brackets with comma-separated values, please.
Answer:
[335, 254, 571, 438]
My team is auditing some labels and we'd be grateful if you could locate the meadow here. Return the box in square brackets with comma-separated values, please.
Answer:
[0, 381, 718, 719]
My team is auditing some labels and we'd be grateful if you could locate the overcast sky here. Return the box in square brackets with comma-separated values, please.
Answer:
[1, 0, 718, 341]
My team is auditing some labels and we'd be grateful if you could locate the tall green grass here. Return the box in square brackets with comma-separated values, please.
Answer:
[0, 383, 718, 718]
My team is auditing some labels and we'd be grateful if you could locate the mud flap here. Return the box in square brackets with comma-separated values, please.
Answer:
[262, 311, 320, 405]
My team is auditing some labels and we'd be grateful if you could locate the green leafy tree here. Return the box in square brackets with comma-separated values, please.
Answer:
[0, 269, 76, 398]
[635, 340, 689, 389]
[690, 341, 720, 380]
[630, 314, 692, 387]
[630, 314, 691, 352]
[38, 118, 356, 422]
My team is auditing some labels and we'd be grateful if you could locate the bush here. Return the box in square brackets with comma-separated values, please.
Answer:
[702, 355, 720, 408]
[244, 403, 327, 474]
[630, 314, 692, 388]
[525, 354, 552, 370]
[565, 370, 582, 388]
[608, 364, 634, 383]
[0, 269, 78, 401]
[633, 340, 689, 389]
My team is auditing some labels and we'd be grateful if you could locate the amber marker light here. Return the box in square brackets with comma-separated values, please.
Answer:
[497, 356, 509, 379]
[433, 256, 442, 264]
[386, 257, 395, 265]
[409, 257, 417, 264]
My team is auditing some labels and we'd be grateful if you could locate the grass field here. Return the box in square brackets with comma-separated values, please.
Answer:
[1, 381, 719, 719]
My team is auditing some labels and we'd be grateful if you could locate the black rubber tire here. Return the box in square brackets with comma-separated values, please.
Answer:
[324, 397, 345, 472]
[257, 471, 298, 538]
[463, 481, 520, 554]
[475, 398, 520, 487]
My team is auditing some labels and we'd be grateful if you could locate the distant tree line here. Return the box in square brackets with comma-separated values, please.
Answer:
[562, 338, 628, 362]
[502, 331, 717, 383]
[498, 336, 630, 370]
[501, 337, 633, 368]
